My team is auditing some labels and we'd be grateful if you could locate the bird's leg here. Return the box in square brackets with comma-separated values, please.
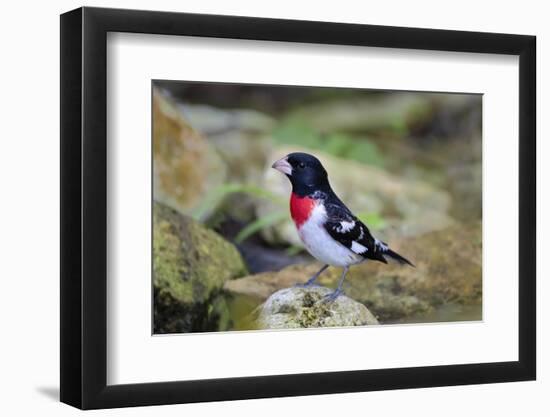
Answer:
[324, 266, 349, 302]
[295, 264, 329, 288]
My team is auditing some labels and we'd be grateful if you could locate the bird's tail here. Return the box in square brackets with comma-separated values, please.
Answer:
[383, 249, 415, 267]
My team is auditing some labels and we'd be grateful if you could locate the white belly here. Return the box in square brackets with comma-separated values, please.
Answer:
[297, 205, 364, 267]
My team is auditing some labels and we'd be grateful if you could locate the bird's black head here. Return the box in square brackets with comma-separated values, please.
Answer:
[271, 152, 330, 196]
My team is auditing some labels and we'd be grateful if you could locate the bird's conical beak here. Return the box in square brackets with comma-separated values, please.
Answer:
[271, 157, 292, 176]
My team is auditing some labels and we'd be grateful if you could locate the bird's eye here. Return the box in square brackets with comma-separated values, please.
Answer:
[298, 162, 306, 169]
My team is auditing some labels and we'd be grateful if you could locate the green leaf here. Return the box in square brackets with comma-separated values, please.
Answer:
[285, 245, 304, 256]
[348, 140, 385, 167]
[356, 212, 386, 230]
[272, 119, 318, 146]
[234, 211, 289, 243]
[191, 183, 285, 221]
[323, 133, 350, 157]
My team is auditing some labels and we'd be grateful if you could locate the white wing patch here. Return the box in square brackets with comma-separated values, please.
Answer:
[336, 220, 355, 233]
[374, 238, 388, 252]
[351, 241, 369, 254]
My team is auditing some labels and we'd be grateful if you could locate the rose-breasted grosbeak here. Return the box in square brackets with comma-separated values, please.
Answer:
[272, 152, 414, 301]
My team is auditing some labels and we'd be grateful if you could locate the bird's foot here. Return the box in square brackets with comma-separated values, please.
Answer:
[323, 288, 344, 303]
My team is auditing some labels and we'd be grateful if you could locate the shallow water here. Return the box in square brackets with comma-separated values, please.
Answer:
[223, 292, 482, 332]
[226, 293, 262, 331]
[387, 303, 482, 325]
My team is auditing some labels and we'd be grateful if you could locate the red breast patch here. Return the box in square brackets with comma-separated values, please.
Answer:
[290, 193, 316, 228]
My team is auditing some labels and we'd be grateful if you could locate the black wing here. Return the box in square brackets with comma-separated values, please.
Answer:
[323, 201, 390, 264]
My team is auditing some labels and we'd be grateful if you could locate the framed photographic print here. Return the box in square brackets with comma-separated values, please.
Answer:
[60, 6, 536, 409]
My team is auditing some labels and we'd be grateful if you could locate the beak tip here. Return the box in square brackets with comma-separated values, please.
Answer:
[272, 157, 292, 175]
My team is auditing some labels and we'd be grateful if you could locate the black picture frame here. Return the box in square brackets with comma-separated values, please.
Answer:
[60, 6, 536, 410]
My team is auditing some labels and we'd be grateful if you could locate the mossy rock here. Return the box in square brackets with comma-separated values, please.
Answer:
[257, 287, 379, 329]
[153, 201, 247, 333]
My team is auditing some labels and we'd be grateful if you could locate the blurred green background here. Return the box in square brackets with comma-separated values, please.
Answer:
[152, 81, 482, 334]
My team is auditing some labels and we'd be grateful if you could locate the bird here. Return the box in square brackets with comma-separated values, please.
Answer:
[272, 152, 414, 301]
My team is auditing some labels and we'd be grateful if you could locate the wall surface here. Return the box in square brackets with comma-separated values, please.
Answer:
[0, 0, 546, 416]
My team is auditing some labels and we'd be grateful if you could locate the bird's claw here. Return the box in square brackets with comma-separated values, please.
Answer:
[294, 277, 319, 288]
[323, 288, 344, 303]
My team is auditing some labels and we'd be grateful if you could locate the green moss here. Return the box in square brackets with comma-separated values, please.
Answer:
[272, 290, 334, 327]
[257, 287, 379, 329]
[153, 218, 194, 303]
[153, 201, 247, 332]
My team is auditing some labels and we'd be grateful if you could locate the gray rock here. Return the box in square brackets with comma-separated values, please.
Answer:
[178, 103, 275, 135]
[286, 93, 432, 134]
[177, 103, 275, 185]
[174, 102, 276, 222]
[257, 287, 379, 329]
[153, 90, 227, 219]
